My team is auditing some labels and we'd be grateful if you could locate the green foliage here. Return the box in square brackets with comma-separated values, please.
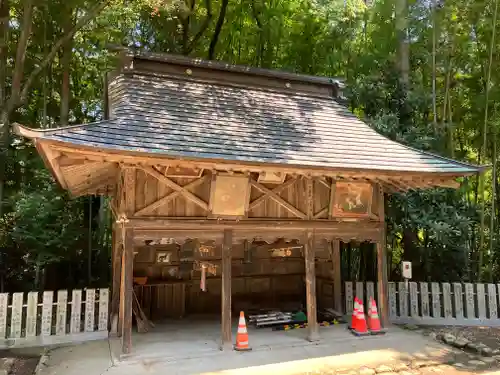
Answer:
[1, 0, 499, 289]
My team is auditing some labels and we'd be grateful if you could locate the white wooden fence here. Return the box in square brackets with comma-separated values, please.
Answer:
[0, 288, 109, 348]
[345, 281, 500, 327]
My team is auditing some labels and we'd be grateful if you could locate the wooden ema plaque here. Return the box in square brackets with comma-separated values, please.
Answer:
[210, 174, 250, 217]
[333, 182, 372, 217]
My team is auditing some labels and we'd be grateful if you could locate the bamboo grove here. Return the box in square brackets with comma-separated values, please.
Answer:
[0, 0, 498, 291]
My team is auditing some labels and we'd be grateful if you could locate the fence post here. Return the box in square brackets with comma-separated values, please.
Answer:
[453, 283, 463, 319]
[98, 288, 109, 331]
[26, 292, 38, 338]
[442, 283, 452, 319]
[388, 282, 397, 318]
[41, 291, 54, 337]
[464, 283, 475, 319]
[398, 282, 408, 317]
[56, 290, 68, 336]
[477, 284, 486, 319]
[10, 293, 23, 339]
[345, 282, 353, 314]
[0, 293, 7, 340]
[356, 282, 364, 310]
[488, 284, 498, 319]
[431, 282, 441, 318]
[85, 289, 96, 332]
[420, 282, 429, 318]
[409, 282, 418, 317]
[71, 290, 82, 334]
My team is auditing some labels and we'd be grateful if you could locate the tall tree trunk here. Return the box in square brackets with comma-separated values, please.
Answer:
[0, 0, 34, 217]
[431, 0, 437, 134]
[478, 0, 498, 281]
[395, 0, 409, 86]
[60, 5, 74, 125]
[208, 0, 229, 60]
[0, 0, 110, 215]
[0, 0, 8, 110]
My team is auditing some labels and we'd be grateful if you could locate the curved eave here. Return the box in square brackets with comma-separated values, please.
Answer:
[35, 138, 480, 178]
[13, 121, 103, 139]
[15, 122, 485, 193]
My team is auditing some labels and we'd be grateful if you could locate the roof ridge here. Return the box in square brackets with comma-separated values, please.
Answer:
[119, 70, 338, 101]
[125, 50, 345, 88]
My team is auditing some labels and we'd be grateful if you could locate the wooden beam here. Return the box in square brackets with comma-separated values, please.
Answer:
[142, 166, 209, 211]
[306, 177, 314, 219]
[250, 179, 307, 219]
[331, 240, 342, 313]
[135, 175, 209, 216]
[376, 185, 389, 327]
[37, 142, 69, 189]
[328, 180, 336, 219]
[317, 177, 331, 190]
[110, 224, 122, 337]
[248, 177, 297, 211]
[124, 168, 136, 216]
[221, 229, 232, 350]
[128, 218, 384, 232]
[121, 227, 134, 354]
[313, 207, 328, 219]
[304, 231, 319, 341]
[51, 143, 476, 181]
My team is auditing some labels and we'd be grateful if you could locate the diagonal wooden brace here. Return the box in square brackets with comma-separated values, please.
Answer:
[135, 174, 209, 215]
[249, 178, 306, 219]
[141, 166, 209, 212]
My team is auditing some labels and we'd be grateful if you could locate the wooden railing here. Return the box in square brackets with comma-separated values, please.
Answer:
[345, 281, 500, 327]
[0, 288, 109, 348]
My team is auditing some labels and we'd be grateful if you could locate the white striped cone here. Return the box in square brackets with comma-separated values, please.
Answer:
[238, 314, 248, 335]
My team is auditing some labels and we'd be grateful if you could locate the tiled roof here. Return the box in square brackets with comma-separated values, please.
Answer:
[26, 72, 480, 174]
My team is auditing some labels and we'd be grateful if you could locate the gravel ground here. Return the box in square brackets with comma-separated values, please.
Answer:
[0, 349, 42, 375]
[9, 357, 40, 375]
[420, 326, 500, 351]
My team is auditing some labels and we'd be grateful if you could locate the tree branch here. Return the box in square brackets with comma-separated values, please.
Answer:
[18, 1, 110, 107]
[6, 0, 34, 114]
[208, 0, 228, 60]
[184, 0, 212, 55]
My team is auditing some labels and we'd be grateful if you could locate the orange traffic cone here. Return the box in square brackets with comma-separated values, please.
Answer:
[367, 297, 385, 335]
[349, 297, 369, 336]
[235, 311, 252, 351]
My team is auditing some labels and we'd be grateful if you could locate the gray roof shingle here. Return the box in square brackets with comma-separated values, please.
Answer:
[39, 73, 480, 174]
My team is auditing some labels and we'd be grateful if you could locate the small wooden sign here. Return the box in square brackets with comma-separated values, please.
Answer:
[198, 244, 216, 257]
[269, 245, 302, 257]
[156, 251, 172, 264]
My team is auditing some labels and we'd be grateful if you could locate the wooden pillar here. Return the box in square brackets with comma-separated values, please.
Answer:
[377, 185, 389, 326]
[110, 224, 122, 336]
[121, 227, 134, 354]
[377, 242, 389, 326]
[304, 231, 319, 341]
[220, 229, 232, 350]
[331, 240, 342, 313]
